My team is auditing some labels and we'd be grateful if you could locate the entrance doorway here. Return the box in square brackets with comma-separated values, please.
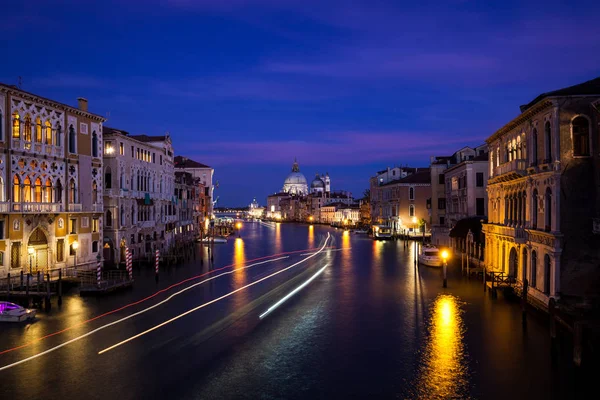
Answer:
[508, 247, 517, 280]
[28, 228, 49, 273]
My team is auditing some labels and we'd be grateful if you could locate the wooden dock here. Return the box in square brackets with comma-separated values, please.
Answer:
[80, 279, 134, 296]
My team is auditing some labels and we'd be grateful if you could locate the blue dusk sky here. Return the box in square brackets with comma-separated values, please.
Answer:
[1, 0, 599, 206]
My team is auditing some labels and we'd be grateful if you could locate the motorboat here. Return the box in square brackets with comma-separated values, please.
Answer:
[354, 229, 368, 234]
[373, 226, 392, 240]
[0, 301, 36, 323]
[418, 245, 443, 267]
[198, 236, 228, 244]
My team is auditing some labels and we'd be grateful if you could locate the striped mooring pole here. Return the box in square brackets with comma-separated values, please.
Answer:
[155, 249, 160, 283]
[96, 258, 102, 287]
[126, 247, 133, 280]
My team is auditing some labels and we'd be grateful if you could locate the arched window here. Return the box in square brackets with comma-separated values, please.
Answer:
[45, 120, 52, 145]
[531, 128, 538, 164]
[44, 178, 52, 203]
[131, 205, 135, 225]
[531, 251, 537, 288]
[69, 179, 76, 204]
[34, 177, 42, 203]
[56, 123, 62, 147]
[69, 125, 76, 153]
[12, 112, 20, 138]
[24, 114, 32, 142]
[544, 121, 552, 162]
[92, 131, 98, 157]
[409, 204, 415, 217]
[35, 117, 42, 142]
[120, 205, 125, 226]
[23, 176, 32, 202]
[55, 179, 63, 203]
[92, 181, 98, 204]
[105, 210, 112, 227]
[516, 137, 521, 159]
[409, 187, 414, 200]
[532, 189, 538, 229]
[13, 175, 20, 203]
[544, 254, 551, 294]
[545, 187, 552, 231]
[105, 166, 112, 189]
[572, 116, 590, 156]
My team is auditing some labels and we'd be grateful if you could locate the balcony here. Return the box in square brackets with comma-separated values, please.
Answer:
[493, 159, 527, 182]
[69, 203, 82, 212]
[11, 139, 63, 157]
[139, 220, 155, 229]
[483, 223, 526, 244]
[91, 203, 103, 212]
[12, 202, 64, 213]
[0, 202, 9, 213]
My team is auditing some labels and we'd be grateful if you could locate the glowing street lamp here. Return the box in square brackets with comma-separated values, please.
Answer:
[236, 221, 242, 237]
[28, 246, 34, 274]
[441, 250, 449, 288]
[72, 241, 79, 269]
[308, 215, 314, 223]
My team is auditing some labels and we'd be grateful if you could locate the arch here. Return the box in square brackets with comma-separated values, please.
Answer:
[571, 115, 590, 156]
[92, 131, 98, 157]
[531, 251, 537, 288]
[45, 120, 53, 145]
[12, 112, 20, 138]
[44, 178, 52, 203]
[544, 254, 551, 294]
[532, 188, 538, 229]
[56, 123, 62, 147]
[545, 187, 552, 231]
[34, 177, 42, 203]
[24, 114, 32, 141]
[68, 124, 76, 153]
[409, 204, 415, 217]
[28, 227, 49, 273]
[105, 209, 112, 226]
[522, 247, 528, 283]
[508, 246, 517, 279]
[23, 176, 32, 203]
[409, 187, 414, 200]
[55, 179, 63, 203]
[531, 128, 538, 163]
[69, 179, 77, 204]
[544, 121, 552, 162]
[35, 116, 42, 143]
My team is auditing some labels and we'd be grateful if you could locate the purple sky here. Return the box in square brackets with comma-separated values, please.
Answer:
[1, 0, 599, 206]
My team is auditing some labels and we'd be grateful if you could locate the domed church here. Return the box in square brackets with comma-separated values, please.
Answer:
[310, 172, 330, 195]
[282, 158, 309, 195]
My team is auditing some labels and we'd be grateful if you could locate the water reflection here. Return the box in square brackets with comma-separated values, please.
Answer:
[274, 222, 282, 253]
[417, 294, 469, 399]
[308, 225, 314, 249]
[233, 238, 246, 286]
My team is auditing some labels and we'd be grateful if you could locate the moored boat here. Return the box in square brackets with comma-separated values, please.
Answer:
[418, 245, 443, 267]
[198, 236, 228, 244]
[0, 301, 37, 323]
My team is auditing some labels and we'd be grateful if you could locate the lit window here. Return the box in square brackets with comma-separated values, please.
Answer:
[12, 112, 20, 138]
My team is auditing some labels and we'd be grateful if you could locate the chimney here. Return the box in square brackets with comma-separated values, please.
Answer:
[77, 97, 88, 112]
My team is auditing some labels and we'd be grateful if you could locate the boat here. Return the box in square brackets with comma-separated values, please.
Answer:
[373, 225, 392, 240]
[354, 229, 368, 234]
[0, 301, 37, 323]
[198, 236, 227, 244]
[418, 245, 443, 267]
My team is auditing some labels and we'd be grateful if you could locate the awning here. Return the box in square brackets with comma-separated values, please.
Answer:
[449, 217, 486, 243]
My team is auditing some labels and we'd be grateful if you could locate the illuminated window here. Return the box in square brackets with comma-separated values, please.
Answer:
[69, 179, 76, 204]
[45, 120, 52, 145]
[35, 117, 42, 142]
[92, 181, 98, 203]
[12, 112, 20, 138]
[24, 114, 32, 141]
[23, 176, 32, 202]
[34, 177, 42, 203]
[92, 218, 99, 233]
[119, 142, 124, 155]
[45, 178, 52, 203]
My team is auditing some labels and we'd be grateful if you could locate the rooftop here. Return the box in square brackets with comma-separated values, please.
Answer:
[174, 155, 211, 169]
[520, 76, 600, 112]
[130, 134, 168, 143]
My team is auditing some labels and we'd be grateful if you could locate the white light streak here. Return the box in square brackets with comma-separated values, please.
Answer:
[259, 264, 328, 319]
[98, 233, 331, 355]
[299, 247, 351, 256]
[0, 256, 288, 372]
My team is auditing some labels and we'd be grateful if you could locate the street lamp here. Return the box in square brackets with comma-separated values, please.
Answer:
[441, 250, 449, 288]
[28, 246, 34, 274]
[72, 240, 79, 269]
[236, 222, 242, 238]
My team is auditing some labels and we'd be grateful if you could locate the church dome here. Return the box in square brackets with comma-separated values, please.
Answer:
[311, 176, 325, 188]
[282, 159, 308, 195]
[285, 172, 308, 186]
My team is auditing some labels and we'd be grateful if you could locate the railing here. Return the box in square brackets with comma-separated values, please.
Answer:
[494, 158, 527, 177]
[69, 203, 82, 212]
[0, 202, 9, 213]
[12, 202, 64, 213]
[91, 203, 103, 212]
[79, 270, 130, 289]
[138, 220, 154, 228]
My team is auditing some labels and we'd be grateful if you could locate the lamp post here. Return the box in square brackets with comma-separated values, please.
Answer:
[236, 222, 242, 238]
[72, 240, 79, 269]
[28, 246, 34, 274]
[441, 250, 449, 288]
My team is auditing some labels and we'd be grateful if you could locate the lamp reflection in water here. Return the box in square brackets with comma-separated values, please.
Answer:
[416, 294, 468, 399]
[231, 237, 248, 311]
[308, 225, 314, 249]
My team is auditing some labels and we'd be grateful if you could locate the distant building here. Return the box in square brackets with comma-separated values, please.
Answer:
[174, 156, 214, 222]
[483, 76, 600, 307]
[248, 198, 264, 219]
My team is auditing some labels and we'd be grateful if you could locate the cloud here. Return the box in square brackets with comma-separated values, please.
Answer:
[179, 131, 484, 167]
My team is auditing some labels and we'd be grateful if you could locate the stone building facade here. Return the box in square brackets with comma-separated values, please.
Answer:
[483, 77, 600, 306]
[0, 83, 105, 275]
[102, 128, 175, 264]
[174, 171, 198, 244]
[174, 156, 213, 232]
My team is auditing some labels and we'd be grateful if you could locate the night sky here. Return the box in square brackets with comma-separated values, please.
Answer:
[1, 0, 599, 206]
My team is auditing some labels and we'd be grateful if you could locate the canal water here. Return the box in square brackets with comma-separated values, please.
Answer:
[0, 222, 591, 399]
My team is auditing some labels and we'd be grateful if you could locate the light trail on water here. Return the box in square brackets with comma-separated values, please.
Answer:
[98, 233, 331, 355]
[259, 264, 328, 319]
[0, 256, 290, 372]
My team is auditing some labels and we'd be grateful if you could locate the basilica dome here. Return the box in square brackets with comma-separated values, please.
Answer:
[310, 175, 325, 189]
[282, 159, 308, 195]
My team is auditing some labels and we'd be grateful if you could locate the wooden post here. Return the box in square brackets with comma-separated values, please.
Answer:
[45, 273, 51, 312]
[443, 261, 447, 288]
[483, 266, 487, 292]
[26, 274, 30, 306]
[20, 271, 24, 290]
[58, 269, 63, 306]
[573, 320, 583, 367]
[37, 270, 41, 294]
[6, 273, 10, 301]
